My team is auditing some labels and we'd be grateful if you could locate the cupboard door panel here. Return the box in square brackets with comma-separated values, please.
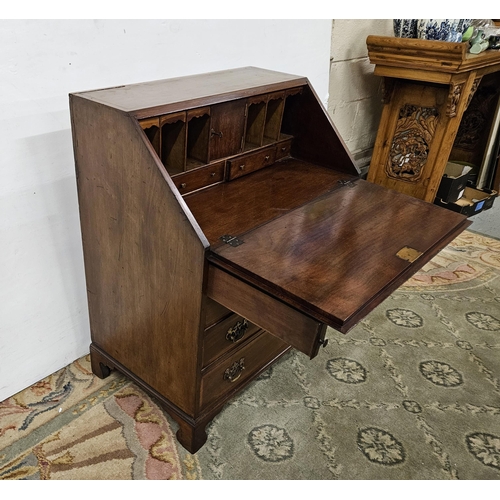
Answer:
[209, 100, 246, 161]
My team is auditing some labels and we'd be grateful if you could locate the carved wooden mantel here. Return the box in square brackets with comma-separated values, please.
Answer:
[366, 35, 500, 202]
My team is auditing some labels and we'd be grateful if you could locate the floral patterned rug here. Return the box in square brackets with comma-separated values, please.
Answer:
[1, 230, 500, 479]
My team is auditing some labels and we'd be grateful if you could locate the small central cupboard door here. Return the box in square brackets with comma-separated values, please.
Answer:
[207, 179, 470, 356]
[209, 100, 246, 161]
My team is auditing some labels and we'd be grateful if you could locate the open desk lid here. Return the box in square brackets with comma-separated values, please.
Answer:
[209, 179, 470, 334]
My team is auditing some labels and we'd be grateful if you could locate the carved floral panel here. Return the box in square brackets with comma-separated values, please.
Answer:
[385, 104, 439, 182]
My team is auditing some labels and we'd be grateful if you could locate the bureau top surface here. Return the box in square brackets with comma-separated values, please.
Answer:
[71, 67, 307, 113]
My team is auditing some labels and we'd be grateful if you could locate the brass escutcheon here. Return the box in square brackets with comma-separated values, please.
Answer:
[396, 246, 423, 263]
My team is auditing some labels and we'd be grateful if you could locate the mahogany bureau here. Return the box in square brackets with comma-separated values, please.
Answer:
[70, 67, 470, 453]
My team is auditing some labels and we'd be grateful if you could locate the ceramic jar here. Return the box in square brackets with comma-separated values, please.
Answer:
[393, 19, 418, 38]
[417, 19, 472, 42]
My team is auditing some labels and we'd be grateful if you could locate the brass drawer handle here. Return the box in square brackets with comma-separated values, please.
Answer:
[180, 183, 187, 189]
[281, 147, 287, 152]
[210, 172, 216, 177]
[223, 358, 245, 383]
[239, 164, 245, 170]
[211, 128, 223, 138]
[265, 155, 270, 161]
[226, 319, 248, 343]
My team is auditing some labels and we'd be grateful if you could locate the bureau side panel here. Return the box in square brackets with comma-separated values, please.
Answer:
[70, 96, 206, 415]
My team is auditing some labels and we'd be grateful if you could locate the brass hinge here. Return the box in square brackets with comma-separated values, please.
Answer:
[220, 235, 244, 247]
[338, 179, 355, 188]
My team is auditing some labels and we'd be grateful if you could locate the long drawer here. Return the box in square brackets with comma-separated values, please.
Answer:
[203, 313, 260, 368]
[200, 330, 289, 408]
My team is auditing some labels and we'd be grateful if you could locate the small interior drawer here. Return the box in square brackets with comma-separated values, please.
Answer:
[172, 161, 225, 195]
[227, 147, 276, 180]
[203, 313, 261, 368]
[275, 139, 292, 161]
[200, 330, 289, 408]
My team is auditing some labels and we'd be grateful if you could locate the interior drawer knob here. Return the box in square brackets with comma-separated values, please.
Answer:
[226, 319, 249, 343]
[223, 358, 245, 383]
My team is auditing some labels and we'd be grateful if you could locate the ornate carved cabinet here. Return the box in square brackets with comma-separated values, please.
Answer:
[366, 36, 500, 201]
[70, 67, 470, 453]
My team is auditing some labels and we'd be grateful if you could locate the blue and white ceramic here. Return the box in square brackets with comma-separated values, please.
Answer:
[417, 19, 472, 42]
[393, 19, 418, 38]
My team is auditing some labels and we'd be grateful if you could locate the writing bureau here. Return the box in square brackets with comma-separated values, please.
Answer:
[70, 67, 470, 453]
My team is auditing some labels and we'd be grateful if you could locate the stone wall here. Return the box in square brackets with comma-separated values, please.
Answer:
[328, 19, 393, 174]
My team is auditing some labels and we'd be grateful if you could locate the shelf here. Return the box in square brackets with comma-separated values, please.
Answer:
[140, 90, 297, 185]
[366, 35, 500, 84]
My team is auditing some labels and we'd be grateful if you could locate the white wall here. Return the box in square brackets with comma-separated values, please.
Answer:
[0, 19, 333, 401]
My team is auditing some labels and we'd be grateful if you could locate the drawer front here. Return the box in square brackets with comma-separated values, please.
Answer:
[275, 139, 292, 161]
[173, 162, 225, 195]
[227, 147, 276, 180]
[200, 330, 289, 408]
[203, 313, 261, 368]
[206, 264, 327, 359]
